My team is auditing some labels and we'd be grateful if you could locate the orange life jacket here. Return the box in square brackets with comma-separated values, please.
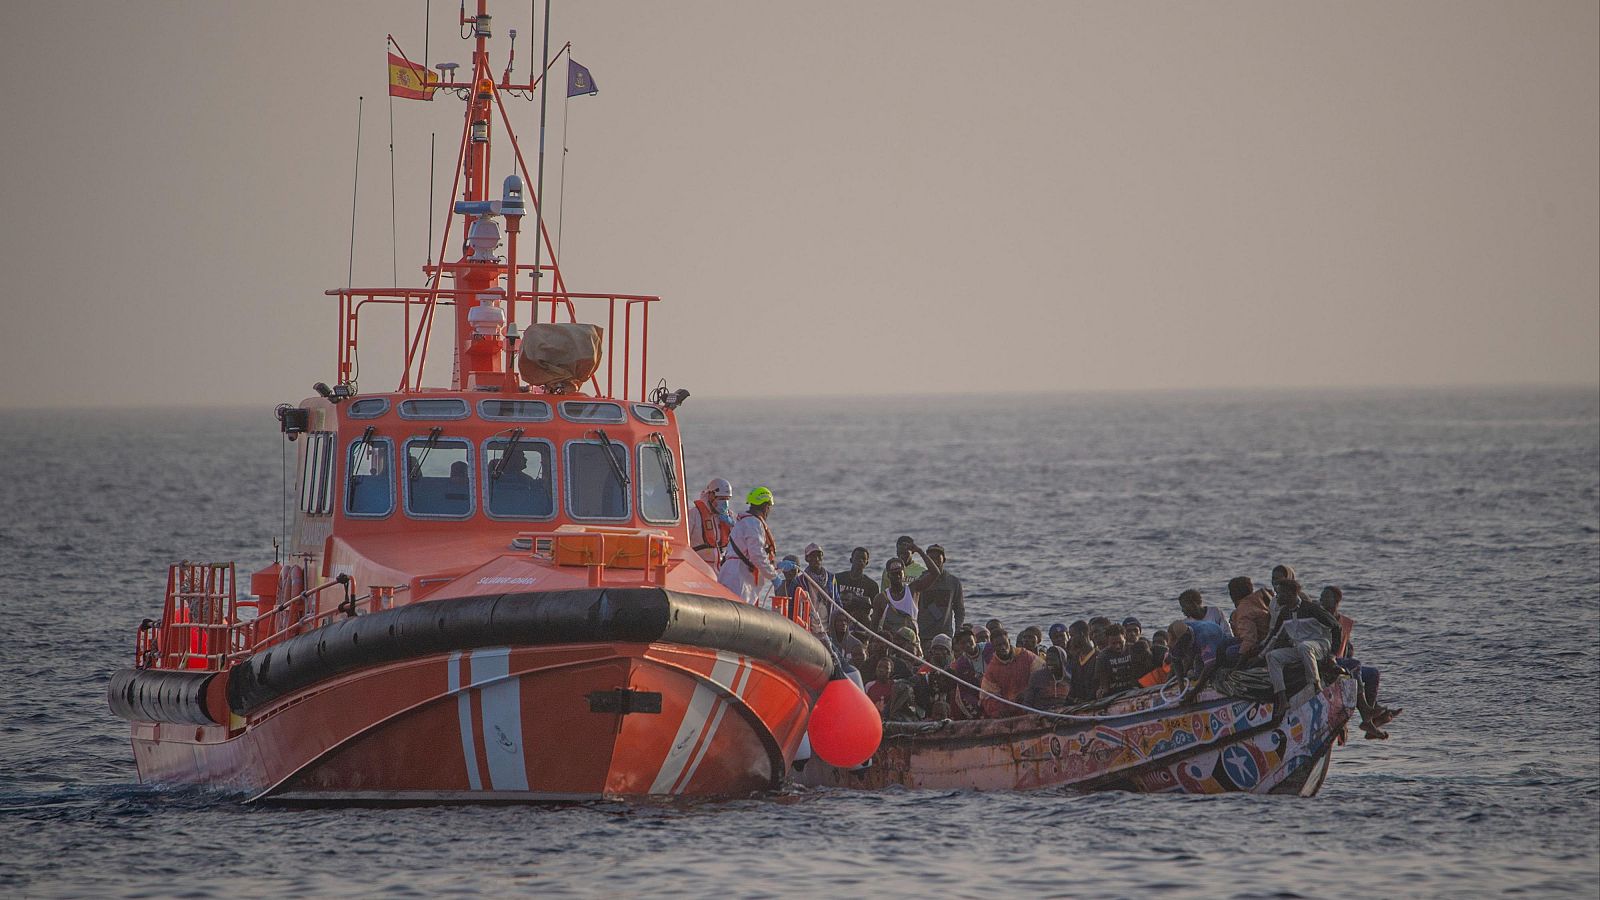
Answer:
[692, 498, 732, 554]
[1334, 612, 1355, 657]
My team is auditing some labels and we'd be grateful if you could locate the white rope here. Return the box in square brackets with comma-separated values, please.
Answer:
[799, 572, 1192, 724]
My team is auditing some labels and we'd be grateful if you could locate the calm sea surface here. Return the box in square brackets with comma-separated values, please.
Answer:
[1, 387, 1596, 898]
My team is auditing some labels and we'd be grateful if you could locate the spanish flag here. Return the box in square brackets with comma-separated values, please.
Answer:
[388, 52, 436, 100]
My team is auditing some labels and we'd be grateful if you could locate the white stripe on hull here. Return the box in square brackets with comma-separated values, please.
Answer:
[471, 648, 530, 792]
[448, 652, 483, 791]
[649, 652, 748, 795]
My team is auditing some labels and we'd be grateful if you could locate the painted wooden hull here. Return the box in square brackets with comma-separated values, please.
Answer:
[798, 677, 1356, 796]
[129, 642, 815, 802]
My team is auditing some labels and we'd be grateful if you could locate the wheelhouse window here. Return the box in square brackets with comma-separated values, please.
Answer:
[299, 432, 335, 516]
[631, 404, 668, 425]
[558, 401, 626, 424]
[345, 437, 394, 517]
[637, 441, 681, 524]
[398, 398, 470, 420]
[566, 440, 630, 520]
[483, 438, 555, 519]
[347, 398, 390, 419]
[404, 436, 473, 518]
[480, 399, 552, 422]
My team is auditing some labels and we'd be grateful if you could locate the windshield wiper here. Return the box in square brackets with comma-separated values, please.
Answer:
[592, 429, 630, 489]
[649, 432, 680, 510]
[348, 426, 376, 505]
[491, 428, 525, 481]
[411, 426, 442, 481]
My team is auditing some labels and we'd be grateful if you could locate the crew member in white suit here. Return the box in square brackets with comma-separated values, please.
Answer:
[718, 486, 780, 606]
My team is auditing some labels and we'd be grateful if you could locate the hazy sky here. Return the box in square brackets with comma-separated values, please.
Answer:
[1, 1, 1595, 408]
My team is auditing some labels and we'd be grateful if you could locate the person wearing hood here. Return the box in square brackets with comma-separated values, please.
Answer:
[687, 478, 734, 567]
[911, 633, 959, 719]
[717, 487, 780, 606]
[798, 543, 840, 637]
[1025, 645, 1075, 710]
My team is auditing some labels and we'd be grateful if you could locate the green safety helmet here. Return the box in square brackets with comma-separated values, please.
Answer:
[746, 486, 775, 506]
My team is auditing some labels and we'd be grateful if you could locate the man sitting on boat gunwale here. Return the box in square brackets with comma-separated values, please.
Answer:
[1249, 576, 1342, 721]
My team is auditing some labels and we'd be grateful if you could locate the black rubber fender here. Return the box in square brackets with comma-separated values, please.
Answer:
[222, 589, 832, 716]
[107, 667, 218, 726]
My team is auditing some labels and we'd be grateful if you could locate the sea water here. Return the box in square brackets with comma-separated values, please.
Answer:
[1, 387, 1596, 897]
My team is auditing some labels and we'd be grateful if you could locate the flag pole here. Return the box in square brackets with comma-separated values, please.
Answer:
[532, 0, 553, 320]
[556, 44, 573, 261]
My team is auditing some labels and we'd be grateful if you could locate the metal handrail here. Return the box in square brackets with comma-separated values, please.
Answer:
[142, 572, 399, 672]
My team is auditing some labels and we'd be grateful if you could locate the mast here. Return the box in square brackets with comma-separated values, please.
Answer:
[450, 0, 504, 390]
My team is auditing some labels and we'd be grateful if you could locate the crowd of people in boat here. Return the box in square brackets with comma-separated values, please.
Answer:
[689, 481, 1400, 740]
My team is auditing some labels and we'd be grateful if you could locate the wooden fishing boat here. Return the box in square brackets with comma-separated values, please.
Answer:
[799, 676, 1358, 796]
[106, 0, 842, 803]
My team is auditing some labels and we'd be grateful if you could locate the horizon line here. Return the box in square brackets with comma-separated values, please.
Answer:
[1, 380, 1596, 414]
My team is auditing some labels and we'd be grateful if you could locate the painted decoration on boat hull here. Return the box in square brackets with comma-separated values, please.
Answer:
[799, 678, 1355, 796]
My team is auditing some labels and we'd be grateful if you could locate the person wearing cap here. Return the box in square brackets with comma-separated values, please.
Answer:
[910, 633, 959, 720]
[717, 486, 780, 606]
[913, 544, 964, 643]
[772, 554, 804, 618]
[1047, 623, 1069, 651]
[880, 536, 927, 590]
[1024, 646, 1075, 710]
[1227, 576, 1272, 655]
[1121, 617, 1143, 643]
[798, 543, 839, 637]
[687, 478, 734, 568]
[888, 625, 922, 680]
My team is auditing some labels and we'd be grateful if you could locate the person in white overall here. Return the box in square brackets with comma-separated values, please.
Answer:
[717, 486, 780, 606]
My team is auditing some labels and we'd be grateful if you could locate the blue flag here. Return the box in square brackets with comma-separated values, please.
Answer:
[567, 59, 598, 97]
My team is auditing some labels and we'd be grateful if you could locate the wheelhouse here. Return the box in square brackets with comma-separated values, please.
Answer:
[288, 391, 687, 546]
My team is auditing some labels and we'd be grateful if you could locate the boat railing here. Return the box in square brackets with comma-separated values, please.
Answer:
[329, 285, 661, 400]
[137, 564, 398, 672]
[772, 585, 813, 632]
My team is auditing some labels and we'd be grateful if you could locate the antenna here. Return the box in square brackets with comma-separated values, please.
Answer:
[532, 0, 551, 308]
[346, 96, 363, 293]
